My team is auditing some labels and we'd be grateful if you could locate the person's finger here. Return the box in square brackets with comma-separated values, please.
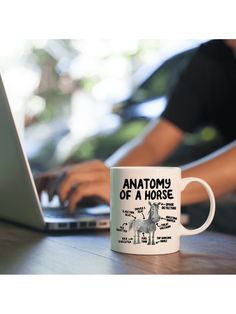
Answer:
[34, 160, 106, 202]
[51, 160, 106, 201]
[59, 170, 108, 203]
[48, 172, 67, 201]
[67, 181, 110, 213]
[34, 167, 68, 199]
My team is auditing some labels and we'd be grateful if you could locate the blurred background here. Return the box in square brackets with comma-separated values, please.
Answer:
[0, 39, 224, 175]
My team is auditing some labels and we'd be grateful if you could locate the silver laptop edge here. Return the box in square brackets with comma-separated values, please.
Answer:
[0, 74, 110, 231]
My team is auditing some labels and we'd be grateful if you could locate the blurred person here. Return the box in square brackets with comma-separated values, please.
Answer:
[35, 40, 236, 217]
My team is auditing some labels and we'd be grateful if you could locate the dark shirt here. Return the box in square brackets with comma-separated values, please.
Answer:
[162, 40, 236, 142]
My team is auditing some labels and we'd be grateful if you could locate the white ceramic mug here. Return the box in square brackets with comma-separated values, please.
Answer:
[110, 167, 215, 255]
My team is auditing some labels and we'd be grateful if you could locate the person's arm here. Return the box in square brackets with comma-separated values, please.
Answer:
[35, 118, 184, 212]
[107, 118, 184, 166]
[61, 118, 183, 211]
[181, 141, 236, 205]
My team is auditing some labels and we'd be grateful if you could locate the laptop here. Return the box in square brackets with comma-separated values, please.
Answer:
[0, 74, 110, 231]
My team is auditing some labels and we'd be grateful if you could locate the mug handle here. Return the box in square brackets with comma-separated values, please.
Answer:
[180, 177, 216, 236]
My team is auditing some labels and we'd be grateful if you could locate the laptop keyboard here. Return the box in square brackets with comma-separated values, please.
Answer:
[43, 204, 110, 230]
[43, 204, 110, 219]
[41, 193, 110, 220]
[43, 207, 81, 219]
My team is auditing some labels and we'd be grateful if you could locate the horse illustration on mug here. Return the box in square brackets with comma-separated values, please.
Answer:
[129, 201, 162, 245]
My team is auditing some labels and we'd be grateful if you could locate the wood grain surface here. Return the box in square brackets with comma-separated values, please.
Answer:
[0, 221, 236, 274]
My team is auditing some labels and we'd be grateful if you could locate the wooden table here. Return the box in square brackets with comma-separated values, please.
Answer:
[0, 221, 236, 274]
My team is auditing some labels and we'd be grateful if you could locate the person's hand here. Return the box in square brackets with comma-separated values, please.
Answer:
[34, 160, 110, 213]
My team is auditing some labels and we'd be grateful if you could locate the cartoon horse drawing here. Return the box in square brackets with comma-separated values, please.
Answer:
[129, 201, 162, 245]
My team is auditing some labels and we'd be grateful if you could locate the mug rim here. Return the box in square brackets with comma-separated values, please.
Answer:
[110, 166, 181, 170]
